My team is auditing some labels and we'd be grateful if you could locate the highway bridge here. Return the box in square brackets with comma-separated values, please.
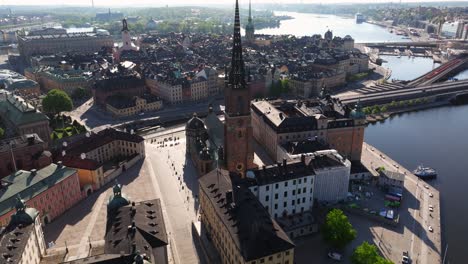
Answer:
[358, 41, 441, 48]
[336, 79, 468, 106]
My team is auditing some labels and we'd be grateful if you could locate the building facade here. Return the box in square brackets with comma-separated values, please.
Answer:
[0, 91, 51, 144]
[0, 134, 52, 179]
[106, 95, 163, 117]
[17, 31, 113, 61]
[0, 163, 82, 226]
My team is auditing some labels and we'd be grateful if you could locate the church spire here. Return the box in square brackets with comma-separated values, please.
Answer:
[228, 0, 246, 89]
[249, 0, 252, 22]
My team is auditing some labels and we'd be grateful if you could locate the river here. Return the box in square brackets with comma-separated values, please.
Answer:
[256, 11, 410, 43]
[261, 11, 465, 262]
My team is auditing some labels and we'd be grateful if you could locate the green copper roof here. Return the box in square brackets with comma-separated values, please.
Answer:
[0, 163, 78, 217]
[0, 94, 49, 126]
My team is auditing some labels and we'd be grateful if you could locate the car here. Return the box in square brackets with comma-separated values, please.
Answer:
[424, 185, 429, 189]
[429, 193, 433, 198]
[328, 252, 342, 261]
[402, 251, 411, 263]
[429, 207, 434, 212]
[428, 226, 434, 232]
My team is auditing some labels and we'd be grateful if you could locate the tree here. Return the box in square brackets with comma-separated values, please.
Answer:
[71, 87, 90, 100]
[42, 89, 73, 116]
[380, 105, 388, 112]
[322, 209, 357, 248]
[352, 241, 393, 264]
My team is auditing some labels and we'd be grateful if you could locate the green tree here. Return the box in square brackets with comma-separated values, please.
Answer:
[352, 241, 393, 264]
[389, 100, 398, 108]
[371, 105, 381, 115]
[71, 87, 90, 100]
[322, 209, 357, 248]
[42, 89, 73, 116]
[380, 105, 388, 112]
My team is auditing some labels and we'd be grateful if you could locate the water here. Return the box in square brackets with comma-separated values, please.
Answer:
[66, 27, 94, 33]
[453, 69, 468, 80]
[256, 11, 410, 43]
[380, 55, 441, 81]
[365, 105, 468, 263]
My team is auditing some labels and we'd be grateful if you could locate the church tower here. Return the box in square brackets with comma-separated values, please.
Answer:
[223, 0, 255, 176]
[245, 0, 255, 43]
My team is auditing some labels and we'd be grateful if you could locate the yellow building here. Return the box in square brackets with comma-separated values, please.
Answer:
[60, 156, 104, 196]
[106, 95, 163, 117]
[199, 169, 295, 264]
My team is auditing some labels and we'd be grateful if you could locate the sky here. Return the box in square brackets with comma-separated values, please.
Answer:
[0, 0, 466, 7]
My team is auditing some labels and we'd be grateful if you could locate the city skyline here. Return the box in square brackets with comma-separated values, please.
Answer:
[0, 0, 466, 7]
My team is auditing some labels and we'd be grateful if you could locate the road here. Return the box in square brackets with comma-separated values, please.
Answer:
[66, 98, 223, 131]
[361, 142, 442, 264]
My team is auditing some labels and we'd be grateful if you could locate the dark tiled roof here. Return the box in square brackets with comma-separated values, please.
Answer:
[248, 160, 315, 186]
[105, 199, 167, 262]
[281, 139, 329, 155]
[64, 128, 143, 156]
[0, 93, 49, 126]
[199, 169, 294, 261]
[381, 170, 405, 182]
[0, 222, 35, 263]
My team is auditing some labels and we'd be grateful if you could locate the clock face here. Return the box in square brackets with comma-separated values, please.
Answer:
[236, 163, 244, 171]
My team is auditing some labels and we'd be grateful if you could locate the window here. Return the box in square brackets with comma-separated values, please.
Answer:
[275, 193, 278, 199]
[292, 200, 295, 205]
[260, 259, 265, 263]
[303, 187, 306, 193]
[284, 191, 288, 197]
[302, 197, 306, 203]
[297, 198, 300, 204]
[285, 251, 290, 256]
[265, 195, 269, 202]
[266, 186, 270, 191]
[283, 202, 287, 207]
[298, 189, 301, 194]
[275, 183, 279, 189]
[284, 182, 288, 187]
[299, 179, 302, 184]
[292, 190, 295, 195]
[293, 180, 296, 185]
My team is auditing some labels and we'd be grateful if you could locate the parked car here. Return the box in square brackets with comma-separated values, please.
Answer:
[429, 193, 433, 198]
[328, 252, 342, 261]
[402, 251, 411, 263]
[428, 226, 434, 232]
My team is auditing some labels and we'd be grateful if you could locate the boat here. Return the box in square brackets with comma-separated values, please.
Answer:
[413, 165, 437, 179]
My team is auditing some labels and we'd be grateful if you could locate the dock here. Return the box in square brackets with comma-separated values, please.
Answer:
[361, 142, 442, 264]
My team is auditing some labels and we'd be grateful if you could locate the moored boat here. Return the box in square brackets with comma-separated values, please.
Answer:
[413, 165, 437, 179]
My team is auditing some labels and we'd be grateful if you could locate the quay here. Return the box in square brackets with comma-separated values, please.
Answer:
[361, 142, 442, 264]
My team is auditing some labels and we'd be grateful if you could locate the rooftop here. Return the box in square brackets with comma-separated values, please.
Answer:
[199, 169, 294, 261]
[0, 92, 49, 126]
[0, 163, 77, 217]
[381, 170, 405, 182]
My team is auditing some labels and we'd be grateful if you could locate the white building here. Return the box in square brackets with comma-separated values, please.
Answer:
[247, 158, 315, 219]
[309, 150, 351, 203]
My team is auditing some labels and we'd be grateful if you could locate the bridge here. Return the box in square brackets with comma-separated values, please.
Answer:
[337, 79, 468, 106]
[336, 57, 468, 106]
[359, 41, 441, 48]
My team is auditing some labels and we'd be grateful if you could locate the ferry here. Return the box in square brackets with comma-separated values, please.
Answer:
[413, 165, 437, 179]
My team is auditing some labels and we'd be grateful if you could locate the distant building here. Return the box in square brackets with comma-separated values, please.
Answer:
[0, 91, 51, 144]
[251, 98, 366, 162]
[0, 69, 40, 98]
[17, 31, 113, 61]
[0, 199, 46, 264]
[245, 0, 255, 43]
[95, 9, 124, 21]
[106, 94, 163, 117]
[0, 134, 52, 179]
[0, 163, 82, 226]
[93, 63, 145, 107]
[379, 170, 405, 189]
[114, 19, 140, 62]
[56, 128, 145, 191]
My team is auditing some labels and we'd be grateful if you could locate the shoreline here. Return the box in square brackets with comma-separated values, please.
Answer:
[366, 101, 451, 123]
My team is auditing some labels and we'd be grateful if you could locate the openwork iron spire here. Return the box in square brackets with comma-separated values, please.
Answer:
[248, 0, 252, 22]
[229, 0, 247, 89]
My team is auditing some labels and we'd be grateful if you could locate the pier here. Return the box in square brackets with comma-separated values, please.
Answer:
[361, 142, 442, 264]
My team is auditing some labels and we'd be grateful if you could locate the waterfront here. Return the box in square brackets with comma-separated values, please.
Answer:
[365, 105, 468, 263]
[256, 11, 410, 43]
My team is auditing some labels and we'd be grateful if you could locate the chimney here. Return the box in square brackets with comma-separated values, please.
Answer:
[131, 242, 137, 254]
[262, 165, 266, 171]
[57, 161, 63, 168]
[301, 154, 306, 164]
[30, 169, 37, 176]
[226, 191, 233, 205]
[277, 161, 281, 168]
[283, 158, 287, 168]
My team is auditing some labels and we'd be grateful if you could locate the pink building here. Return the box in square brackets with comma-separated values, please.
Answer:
[0, 162, 83, 226]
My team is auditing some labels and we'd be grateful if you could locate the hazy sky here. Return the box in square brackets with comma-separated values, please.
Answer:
[0, 0, 465, 7]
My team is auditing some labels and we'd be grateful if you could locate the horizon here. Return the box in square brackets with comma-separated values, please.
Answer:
[0, 0, 467, 7]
